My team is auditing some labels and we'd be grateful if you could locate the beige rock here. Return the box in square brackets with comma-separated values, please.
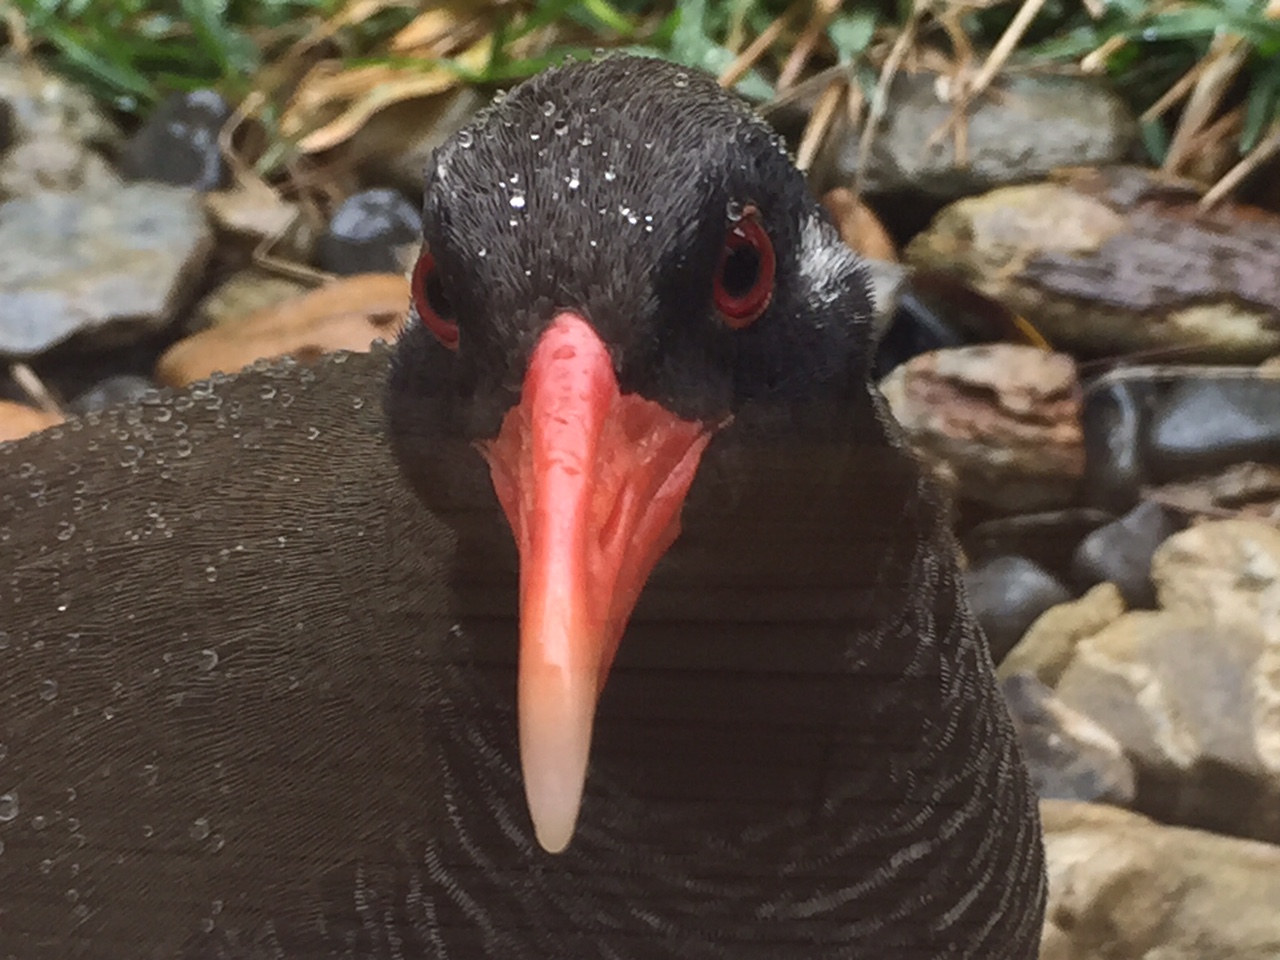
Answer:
[999, 582, 1125, 686]
[1152, 519, 1280, 781]
[1042, 799, 1280, 959]
[1057, 609, 1280, 841]
[879, 344, 1084, 511]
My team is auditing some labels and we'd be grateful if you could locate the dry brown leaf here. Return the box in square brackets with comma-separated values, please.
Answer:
[392, 4, 488, 55]
[155, 274, 409, 387]
[821, 188, 898, 262]
[0, 400, 62, 443]
[283, 40, 489, 154]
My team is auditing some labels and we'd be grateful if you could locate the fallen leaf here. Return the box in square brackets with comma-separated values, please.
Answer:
[156, 273, 409, 386]
[0, 401, 62, 443]
[821, 187, 898, 262]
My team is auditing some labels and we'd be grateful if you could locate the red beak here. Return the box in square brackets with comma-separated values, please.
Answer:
[478, 312, 714, 853]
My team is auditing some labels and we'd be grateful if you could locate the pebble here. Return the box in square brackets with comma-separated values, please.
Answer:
[119, 89, 233, 192]
[1071, 500, 1180, 608]
[962, 555, 1074, 662]
[316, 189, 422, 275]
[964, 508, 1114, 585]
[1081, 375, 1157, 513]
[1147, 376, 1280, 482]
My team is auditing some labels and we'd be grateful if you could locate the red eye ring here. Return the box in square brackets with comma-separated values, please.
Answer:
[713, 207, 774, 330]
[410, 250, 459, 350]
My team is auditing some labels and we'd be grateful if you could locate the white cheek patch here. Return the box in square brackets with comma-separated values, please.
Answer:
[797, 212, 864, 314]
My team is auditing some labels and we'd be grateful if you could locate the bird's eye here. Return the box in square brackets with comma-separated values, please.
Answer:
[713, 207, 774, 330]
[410, 250, 459, 349]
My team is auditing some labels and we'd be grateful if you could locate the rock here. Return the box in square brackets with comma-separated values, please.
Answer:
[0, 184, 212, 356]
[905, 168, 1280, 362]
[67, 374, 155, 415]
[964, 508, 1114, 584]
[962, 555, 1073, 662]
[0, 133, 119, 197]
[879, 344, 1084, 511]
[1072, 500, 1180, 607]
[999, 582, 1126, 686]
[119, 89, 233, 191]
[0, 399, 61, 442]
[813, 72, 1136, 200]
[1042, 800, 1280, 960]
[1081, 372, 1159, 513]
[155, 273, 408, 386]
[1149, 461, 1280, 524]
[191, 270, 310, 333]
[873, 270, 1050, 378]
[204, 183, 305, 256]
[820, 188, 896, 261]
[316, 188, 421, 276]
[1056, 608, 1280, 842]
[1147, 375, 1280, 482]
[1152, 519, 1280, 628]
[0, 55, 120, 147]
[1003, 673, 1136, 804]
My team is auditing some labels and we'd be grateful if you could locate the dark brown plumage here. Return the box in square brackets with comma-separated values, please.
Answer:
[0, 56, 1044, 958]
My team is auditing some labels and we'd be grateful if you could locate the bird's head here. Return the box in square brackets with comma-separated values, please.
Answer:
[388, 55, 877, 855]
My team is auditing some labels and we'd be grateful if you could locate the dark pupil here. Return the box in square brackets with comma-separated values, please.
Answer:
[425, 272, 454, 319]
[721, 243, 760, 299]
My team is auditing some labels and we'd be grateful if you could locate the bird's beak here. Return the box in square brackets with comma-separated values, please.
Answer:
[478, 312, 714, 853]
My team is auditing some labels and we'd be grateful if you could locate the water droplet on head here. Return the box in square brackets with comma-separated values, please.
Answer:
[456, 129, 473, 148]
[31, 815, 46, 831]
[604, 166, 617, 182]
[0, 792, 18, 821]
[566, 168, 580, 190]
[553, 117, 569, 136]
[542, 100, 556, 117]
[199, 649, 219, 671]
[509, 191, 526, 210]
[673, 72, 689, 88]
[476, 246, 487, 258]
[204, 566, 217, 583]
[578, 132, 593, 147]
[190, 817, 210, 841]
[39, 679, 58, 701]
[726, 200, 745, 222]
[55, 521, 75, 542]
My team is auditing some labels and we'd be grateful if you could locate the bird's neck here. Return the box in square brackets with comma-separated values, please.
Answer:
[414, 408, 1041, 956]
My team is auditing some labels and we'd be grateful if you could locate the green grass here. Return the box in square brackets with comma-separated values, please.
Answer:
[6, 0, 1280, 169]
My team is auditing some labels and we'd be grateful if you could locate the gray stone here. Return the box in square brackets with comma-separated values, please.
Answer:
[0, 55, 120, 147]
[0, 133, 119, 198]
[0, 184, 212, 356]
[816, 72, 1137, 199]
[963, 555, 1073, 662]
[1071, 500, 1179, 607]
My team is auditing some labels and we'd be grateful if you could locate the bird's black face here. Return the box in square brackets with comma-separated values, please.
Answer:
[386, 55, 880, 855]
[392, 55, 874, 442]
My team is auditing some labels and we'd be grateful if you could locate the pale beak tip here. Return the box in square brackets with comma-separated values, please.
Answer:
[521, 700, 592, 854]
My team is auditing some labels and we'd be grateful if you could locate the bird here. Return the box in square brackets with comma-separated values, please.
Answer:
[0, 55, 1045, 959]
